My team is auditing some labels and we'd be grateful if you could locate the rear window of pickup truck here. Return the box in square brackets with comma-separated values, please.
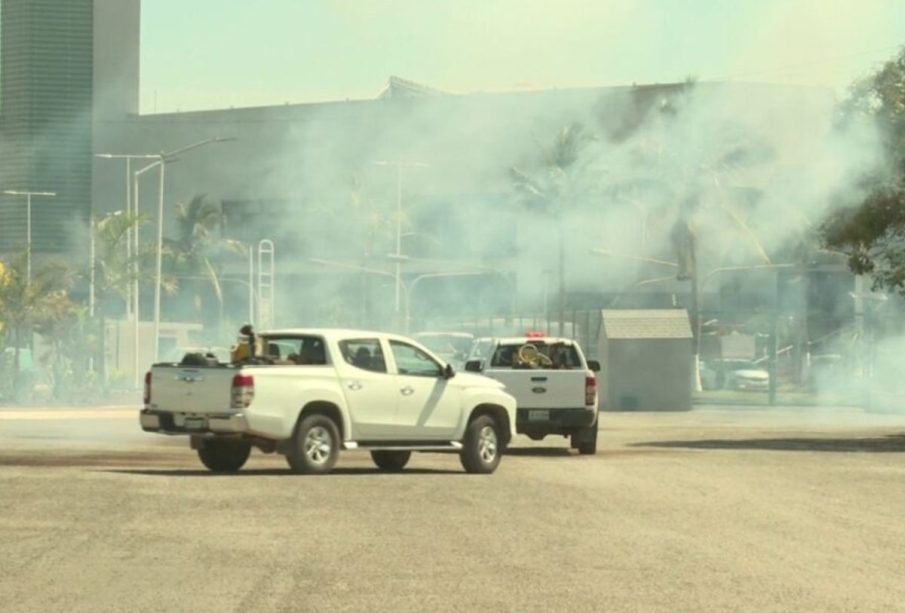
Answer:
[490, 342, 581, 370]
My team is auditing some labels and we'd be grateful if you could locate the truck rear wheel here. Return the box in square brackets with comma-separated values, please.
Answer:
[197, 439, 251, 472]
[287, 414, 340, 475]
[460, 415, 502, 474]
[371, 450, 411, 472]
[571, 425, 598, 455]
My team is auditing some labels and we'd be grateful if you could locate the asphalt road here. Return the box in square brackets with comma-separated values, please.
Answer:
[2, 405, 905, 612]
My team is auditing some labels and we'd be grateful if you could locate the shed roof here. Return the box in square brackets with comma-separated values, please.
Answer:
[601, 309, 693, 340]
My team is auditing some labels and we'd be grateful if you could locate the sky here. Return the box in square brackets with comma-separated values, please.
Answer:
[140, 0, 905, 114]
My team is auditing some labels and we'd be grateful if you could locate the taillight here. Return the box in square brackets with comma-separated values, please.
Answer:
[144, 371, 152, 405]
[231, 373, 255, 408]
[585, 375, 597, 407]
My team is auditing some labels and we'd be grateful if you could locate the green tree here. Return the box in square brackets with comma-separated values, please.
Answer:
[90, 210, 156, 380]
[0, 250, 75, 400]
[821, 46, 905, 295]
[165, 195, 244, 330]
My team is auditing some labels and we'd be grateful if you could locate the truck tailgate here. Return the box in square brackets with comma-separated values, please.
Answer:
[149, 365, 237, 414]
[485, 369, 587, 409]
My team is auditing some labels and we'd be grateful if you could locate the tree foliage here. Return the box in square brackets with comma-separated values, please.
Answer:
[165, 194, 244, 315]
[821, 46, 905, 295]
[0, 251, 75, 398]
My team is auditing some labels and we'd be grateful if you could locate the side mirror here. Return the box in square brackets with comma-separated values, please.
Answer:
[443, 363, 455, 379]
[464, 359, 484, 373]
[587, 360, 601, 373]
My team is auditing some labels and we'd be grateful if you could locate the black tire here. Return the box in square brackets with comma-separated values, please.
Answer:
[371, 450, 411, 472]
[460, 415, 502, 474]
[571, 425, 598, 455]
[286, 414, 340, 475]
[526, 432, 546, 441]
[197, 439, 251, 472]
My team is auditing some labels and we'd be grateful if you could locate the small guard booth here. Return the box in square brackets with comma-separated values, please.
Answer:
[597, 309, 693, 411]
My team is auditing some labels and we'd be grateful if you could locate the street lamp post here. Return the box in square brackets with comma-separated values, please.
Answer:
[3, 190, 56, 284]
[142, 137, 235, 362]
[405, 271, 491, 334]
[96, 153, 162, 389]
[310, 257, 512, 334]
[371, 160, 429, 324]
[94, 154, 161, 315]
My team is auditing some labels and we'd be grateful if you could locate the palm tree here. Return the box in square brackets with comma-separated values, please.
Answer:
[0, 250, 75, 400]
[510, 122, 597, 334]
[165, 195, 244, 330]
[90, 210, 157, 381]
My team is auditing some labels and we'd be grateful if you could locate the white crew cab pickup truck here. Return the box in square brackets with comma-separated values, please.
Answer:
[464, 334, 601, 454]
[141, 329, 517, 474]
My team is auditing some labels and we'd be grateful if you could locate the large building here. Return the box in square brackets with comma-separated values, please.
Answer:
[0, 0, 139, 255]
[2, 1, 853, 340]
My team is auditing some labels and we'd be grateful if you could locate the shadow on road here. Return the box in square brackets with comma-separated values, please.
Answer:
[633, 435, 905, 453]
[505, 447, 573, 457]
[101, 467, 463, 477]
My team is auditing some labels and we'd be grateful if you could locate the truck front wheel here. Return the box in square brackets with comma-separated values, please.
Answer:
[460, 415, 502, 474]
[287, 414, 340, 475]
[197, 439, 251, 472]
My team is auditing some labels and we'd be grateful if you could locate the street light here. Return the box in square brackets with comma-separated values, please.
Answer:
[95, 153, 162, 388]
[309, 257, 511, 334]
[94, 153, 161, 317]
[3, 190, 56, 284]
[405, 271, 489, 334]
[139, 137, 236, 362]
[371, 160, 429, 324]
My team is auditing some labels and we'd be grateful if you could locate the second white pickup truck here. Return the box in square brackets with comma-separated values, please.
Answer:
[464, 335, 601, 454]
[141, 329, 517, 474]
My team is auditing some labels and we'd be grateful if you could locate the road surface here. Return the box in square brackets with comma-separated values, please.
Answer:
[2, 405, 905, 612]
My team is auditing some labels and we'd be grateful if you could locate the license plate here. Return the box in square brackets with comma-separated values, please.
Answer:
[184, 417, 206, 430]
[528, 410, 549, 421]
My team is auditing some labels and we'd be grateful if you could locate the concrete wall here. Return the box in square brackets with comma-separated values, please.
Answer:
[602, 338, 692, 411]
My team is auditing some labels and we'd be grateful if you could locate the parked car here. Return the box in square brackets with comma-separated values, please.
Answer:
[701, 358, 769, 392]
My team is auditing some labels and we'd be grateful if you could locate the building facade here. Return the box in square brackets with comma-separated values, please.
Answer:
[0, 0, 139, 255]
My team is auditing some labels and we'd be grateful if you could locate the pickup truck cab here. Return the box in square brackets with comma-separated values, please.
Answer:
[141, 329, 517, 474]
[464, 335, 601, 454]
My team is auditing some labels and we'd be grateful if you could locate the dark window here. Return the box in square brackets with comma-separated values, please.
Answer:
[260, 335, 328, 365]
[338, 338, 387, 373]
[491, 341, 581, 369]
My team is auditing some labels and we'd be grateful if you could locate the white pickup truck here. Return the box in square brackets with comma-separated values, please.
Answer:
[464, 335, 601, 454]
[140, 329, 517, 474]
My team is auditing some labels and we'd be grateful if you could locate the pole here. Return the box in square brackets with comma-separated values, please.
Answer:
[132, 168, 143, 389]
[248, 246, 255, 325]
[25, 193, 32, 284]
[394, 164, 403, 319]
[125, 157, 132, 318]
[768, 311, 778, 405]
[95, 153, 159, 388]
[4, 191, 55, 284]
[89, 222, 95, 318]
[153, 161, 165, 362]
[558, 221, 565, 337]
[691, 269, 702, 393]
